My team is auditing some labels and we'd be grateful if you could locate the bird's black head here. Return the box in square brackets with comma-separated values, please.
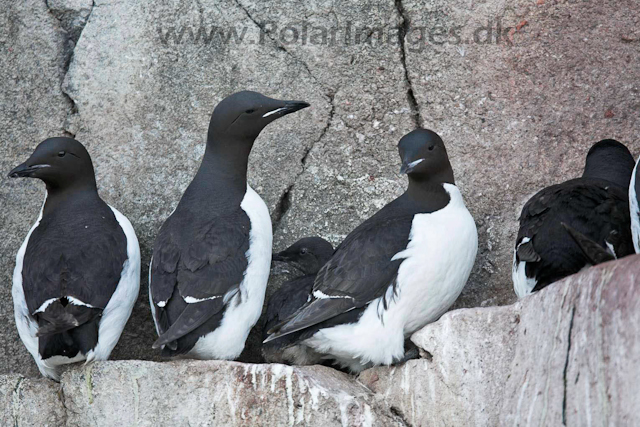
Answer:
[207, 91, 310, 143]
[8, 137, 96, 190]
[398, 129, 454, 184]
[272, 237, 334, 275]
[583, 139, 635, 188]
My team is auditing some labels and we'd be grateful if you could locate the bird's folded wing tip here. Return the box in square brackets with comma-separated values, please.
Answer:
[262, 336, 274, 344]
[263, 324, 294, 343]
[152, 337, 168, 349]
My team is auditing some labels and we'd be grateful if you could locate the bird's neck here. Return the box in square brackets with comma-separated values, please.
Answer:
[583, 156, 634, 189]
[42, 182, 100, 217]
[406, 169, 455, 204]
[406, 181, 450, 209]
[189, 137, 253, 195]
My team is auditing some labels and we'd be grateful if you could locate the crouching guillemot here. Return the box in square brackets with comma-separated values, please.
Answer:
[513, 139, 635, 298]
[263, 237, 334, 365]
[149, 91, 309, 359]
[9, 137, 140, 381]
[265, 129, 478, 373]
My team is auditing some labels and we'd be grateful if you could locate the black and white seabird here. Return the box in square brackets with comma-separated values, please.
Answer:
[265, 129, 478, 373]
[513, 139, 635, 298]
[262, 237, 334, 365]
[629, 157, 640, 253]
[9, 137, 141, 381]
[149, 91, 309, 358]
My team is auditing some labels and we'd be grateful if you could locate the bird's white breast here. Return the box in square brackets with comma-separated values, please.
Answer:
[512, 238, 537, 299]
[390, 183, 478, 333]
[629, 159, 640, 253]
[189, 185, 272, 359]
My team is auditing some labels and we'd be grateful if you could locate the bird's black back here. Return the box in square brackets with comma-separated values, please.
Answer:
[23, 190, 127, 358]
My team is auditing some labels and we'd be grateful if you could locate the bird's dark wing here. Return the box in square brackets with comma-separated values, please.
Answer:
[267, 214, 414, 341]
[515, 186, 553, 254]
[150, 208, 250, 348]
[516, 239, 541, 263]
[561, 223, 615, 264]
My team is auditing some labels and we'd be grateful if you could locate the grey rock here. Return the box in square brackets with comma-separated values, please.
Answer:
[60, 360, 399, 426]
[359, 306, 520, 426]
[499, 255, 640, 426]
[0, 374, 66, 426]
[359, 255, 640, 426]
[46, 0, 94, 44]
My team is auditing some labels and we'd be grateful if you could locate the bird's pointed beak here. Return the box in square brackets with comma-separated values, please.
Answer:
[8, 162, 49, 178]
[262, 101, 310, 118]
[272, 251, 289, 262]
[400, 158, 425, 175]
[282, 100, 310, 114]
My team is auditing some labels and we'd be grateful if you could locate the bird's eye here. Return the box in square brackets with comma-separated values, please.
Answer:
[57, 151, 66, 157]
[428, 146, 435, 151]
[245, 109, 255, 114]
[300, 248, 308, 255]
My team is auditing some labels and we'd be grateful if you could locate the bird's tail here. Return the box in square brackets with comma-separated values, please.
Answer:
[35, 298, 101, 360]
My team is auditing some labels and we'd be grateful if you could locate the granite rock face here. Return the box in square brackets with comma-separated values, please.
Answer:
[1, 0, 640, 375]
[0, 361, 402, 426]
[360, 255, 640, 426]
[360, 305, 520, 426]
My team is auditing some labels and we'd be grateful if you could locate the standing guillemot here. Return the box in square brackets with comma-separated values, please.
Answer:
[265, 129, 478, 373]
[149, 91, 309, 358]
[262, 237, 334, 365]
[9, 137, 140, 381]
[513, 139, 635, 298]
[629, 157, 640, 253]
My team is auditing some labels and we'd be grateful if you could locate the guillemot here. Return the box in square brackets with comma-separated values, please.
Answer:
[9, 137, 140, 381]
[265, 129, 478, 373]
[263, 237, 334, 365]
[149, 91, 309, 358]
[513, 139, 635, 297]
